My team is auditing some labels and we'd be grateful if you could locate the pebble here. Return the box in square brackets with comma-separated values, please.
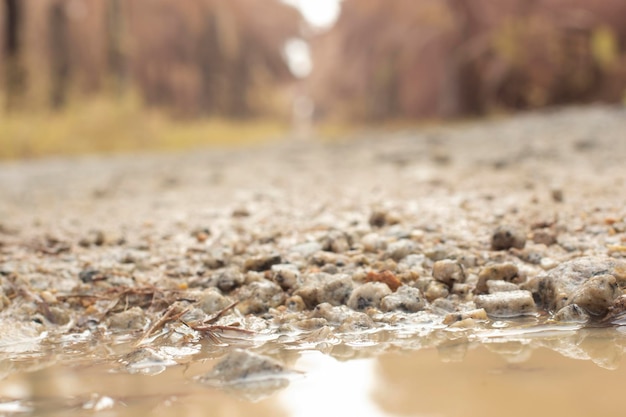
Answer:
[432, 259, 466, 287]
[312, 303, 352, 324]
[244, 253, 282, 272]
[476, 263, 520, 294]
[553, 304, 590, 323]
[424, 280, 449, 302]
[451, 283, 471, 298]
[45, 306, 71, 325]
[380, 285, 425, 312]
[284, 295, 306, 312]
[107, 307, 148, 330]
[569, 274, 620, 317]
[474, 290, 536, 318]
[531, 228, 557, 246]
[235, 280, 285, 315]
[368, 209, 399, 228]
[491, 225, 526, 250]
[487, 280, 520, 293]
[215, 268, 245, 293]
[294, 318, 328, 331]
[197, 288, 231, 314]
[532, 256, 626, 317]
[0, 289, 10, 311]
[361, 233, 388, 253]
[320, 230, 351, 253]
[318, 274, 354, 306]
[443, 308, 488, 325]
[364, 270, 402, 291]
[384, 239, 417, 261]
[270, 264, 300, 291]
[347, 282, 392, 311]
[290, 242, 323, 257]
[337, 312, 375, 332]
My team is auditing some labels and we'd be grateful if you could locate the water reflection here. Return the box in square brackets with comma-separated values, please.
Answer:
[0, 326, 626, 416]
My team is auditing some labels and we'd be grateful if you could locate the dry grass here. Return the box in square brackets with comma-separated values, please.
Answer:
[0, 94, 290, 160]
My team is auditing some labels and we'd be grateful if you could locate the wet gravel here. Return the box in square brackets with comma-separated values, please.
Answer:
[1, 105, 626, 368]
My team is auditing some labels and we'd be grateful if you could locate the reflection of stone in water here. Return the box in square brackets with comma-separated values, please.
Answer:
[194, 349, 298, 402]
[120, 347, 177, 376]
[371, 342, 626, 417]
[483, 340, 533, 364]
[538, 328, 626, 370]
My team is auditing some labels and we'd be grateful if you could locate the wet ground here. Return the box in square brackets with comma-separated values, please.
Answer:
[1, 105, 626, 416]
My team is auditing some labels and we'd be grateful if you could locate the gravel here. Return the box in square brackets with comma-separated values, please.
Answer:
[1, 105, 626, 348]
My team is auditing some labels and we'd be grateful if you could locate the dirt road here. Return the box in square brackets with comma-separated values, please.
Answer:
[0, 105, 625, 343]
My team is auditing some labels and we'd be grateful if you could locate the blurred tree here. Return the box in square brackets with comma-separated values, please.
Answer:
[0, 0, 302, 118]
[3, 0, 26, 110]
[106, 0, 126, 95]
[48, 2, 70, 109]
[310, 0, 626, 122]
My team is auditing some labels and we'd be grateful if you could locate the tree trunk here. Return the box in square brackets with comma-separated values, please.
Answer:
[198, 12, 221, 115]
[106, 0, 126, 96]
[4, 0, 25, 110]
[49, 3, 70, 109]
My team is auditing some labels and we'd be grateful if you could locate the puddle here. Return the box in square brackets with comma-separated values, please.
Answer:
[0, 326, 625, 416]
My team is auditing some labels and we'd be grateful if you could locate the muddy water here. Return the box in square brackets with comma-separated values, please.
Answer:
[1, 327, 626, 417]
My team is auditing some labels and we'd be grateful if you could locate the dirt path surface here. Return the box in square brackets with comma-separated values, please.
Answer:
[1, 105, 626, 367]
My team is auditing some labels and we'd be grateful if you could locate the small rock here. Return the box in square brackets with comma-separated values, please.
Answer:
[107, 307, 147, 330]
[540, 257, 558, 270]
[432, 259, 466, 287]
[364, 270, 402, 291]
[215, 268, 245, 293]
[531, 228, 557, 246]
[78, 230, 106, 247]
[474, 290, 536, 318]
[531, 256, 626, 317]
[361, 233, 388, 253]
[553, 304, 590, 323]
[369, 209, 399, 228]
[235, 281, 285, 315]
[294, 318, 328, 331]
[197, 288, 231, 314]
[476, 263, 520, 294]
[384, 239, 416, 261]
[380, 285, 425, 312]
[320, 230, 351, 253]
[312, 303, 352, 324]
[424, 280, 449, 302]
[491, 225, 526, 251]
[45, 306, 71, 325]
[290, 242, 323, 257]
[487, 280, 519, 293]
[0, 290, 10, 311]
[451, 283, 471, 298]
[270, 264, 300, 291]
[232, 208, 250, 217]
[244, 253, 282, 272]
[551, 188, 564, 203]
[318, 274, 354, 306]
[285, 295, 306, 312]
[337, 312, 375, 332]
[443, 308, 488, 325]
[347, 282, 392, 311]
[569, 274, 620, 317]
[310, 251, 349, 267]
[78, 268, 107, 283]
[293, 285, 320, 309]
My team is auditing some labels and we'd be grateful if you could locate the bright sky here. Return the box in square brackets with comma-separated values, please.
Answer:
[281, 0, 342, 78]
[282, 0, 342, 28]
